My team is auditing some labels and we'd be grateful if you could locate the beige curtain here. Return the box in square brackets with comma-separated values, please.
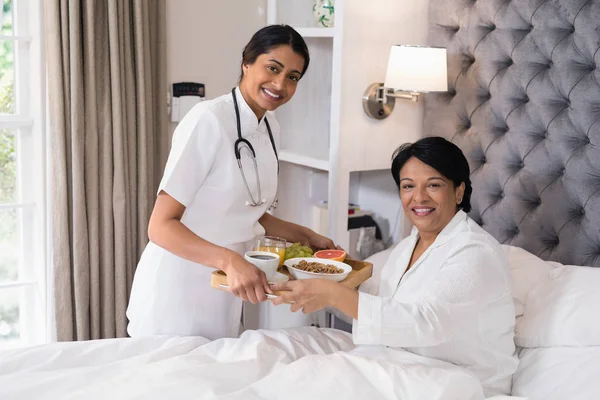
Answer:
[45, 0, 169, 341]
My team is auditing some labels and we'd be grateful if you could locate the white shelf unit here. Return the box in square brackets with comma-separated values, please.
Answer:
[267, 0, 430, 248]
[279, 150, 329, 171]
[258, 0, 431, 332]
[266, 0, 337, 240]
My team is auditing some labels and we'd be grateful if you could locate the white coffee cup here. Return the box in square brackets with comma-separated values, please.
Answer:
[244, 250, 280, 281]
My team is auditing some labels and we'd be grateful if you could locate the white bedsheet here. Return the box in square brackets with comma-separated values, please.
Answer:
[0, 327, 495, 400]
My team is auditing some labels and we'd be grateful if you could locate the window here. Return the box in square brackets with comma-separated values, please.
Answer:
[0, 0, 47, 349]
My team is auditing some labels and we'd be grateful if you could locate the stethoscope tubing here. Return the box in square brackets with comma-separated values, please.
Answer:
[231, 88, 278, 207]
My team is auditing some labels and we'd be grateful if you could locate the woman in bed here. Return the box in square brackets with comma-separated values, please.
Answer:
[272, 136, 519, 396]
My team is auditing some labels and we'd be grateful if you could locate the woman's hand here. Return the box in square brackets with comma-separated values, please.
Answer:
[221, 252, 272, 304]
[270, 279, 338, 313]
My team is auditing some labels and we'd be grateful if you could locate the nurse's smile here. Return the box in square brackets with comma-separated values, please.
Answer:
[262, 87, 283, 101]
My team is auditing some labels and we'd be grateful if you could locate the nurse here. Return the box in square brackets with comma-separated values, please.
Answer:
[126, 25, 335, 340]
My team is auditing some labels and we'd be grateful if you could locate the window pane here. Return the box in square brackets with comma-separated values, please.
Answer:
[0, 0, 14, 36]
[0, 208, 19, 283]
[0, 39, 14, 114]
[1, 0, 13, 36]
[0, 286, 21, 349]
[0, 129, 16, 203]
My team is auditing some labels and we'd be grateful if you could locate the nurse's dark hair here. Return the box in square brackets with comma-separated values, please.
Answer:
[390, 136, 473, 213]
[239, 24, 310, 82]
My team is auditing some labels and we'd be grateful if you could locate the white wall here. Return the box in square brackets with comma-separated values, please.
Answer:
[329, 0, 430, 249]
[339, 0, 429, 172]
[354, 170, 413, 245]
[166, 0, 267, 100]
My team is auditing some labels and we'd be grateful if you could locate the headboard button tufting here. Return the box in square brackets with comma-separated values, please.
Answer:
[425, 0, 600, 267]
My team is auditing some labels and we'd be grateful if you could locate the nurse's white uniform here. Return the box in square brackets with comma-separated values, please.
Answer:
[126, 87, 279, 340]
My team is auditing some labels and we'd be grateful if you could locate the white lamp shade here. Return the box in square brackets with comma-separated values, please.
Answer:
[384, 45, 448, 92]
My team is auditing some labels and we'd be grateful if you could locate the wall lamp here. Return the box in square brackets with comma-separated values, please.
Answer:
[362, 45, 448, 120]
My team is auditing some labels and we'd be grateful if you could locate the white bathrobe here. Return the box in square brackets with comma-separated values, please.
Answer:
[353, 211, 519, 397]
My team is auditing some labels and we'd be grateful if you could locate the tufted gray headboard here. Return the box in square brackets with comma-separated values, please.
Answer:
[423, 0, 600, 267]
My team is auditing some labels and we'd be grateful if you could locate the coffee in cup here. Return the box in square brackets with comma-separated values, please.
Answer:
[244, 250, 280, 280]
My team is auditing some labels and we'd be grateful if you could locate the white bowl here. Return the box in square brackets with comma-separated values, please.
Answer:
[283, 257, 352, 282]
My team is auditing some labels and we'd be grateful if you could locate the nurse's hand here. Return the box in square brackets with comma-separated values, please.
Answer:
[306, 231, 338, 251]
[222, 254, 272, 304]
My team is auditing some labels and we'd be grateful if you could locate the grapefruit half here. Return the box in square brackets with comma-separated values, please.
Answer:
[314, 249, 347, 262]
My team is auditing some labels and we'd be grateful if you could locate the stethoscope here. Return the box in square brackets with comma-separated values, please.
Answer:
[232, 88, 279, 208]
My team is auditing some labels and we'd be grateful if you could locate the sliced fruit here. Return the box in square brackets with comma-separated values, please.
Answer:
[314, 249, 347, 262]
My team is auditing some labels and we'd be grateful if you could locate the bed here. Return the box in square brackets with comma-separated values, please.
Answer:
[2, 0, 599, 399]
[424, 0, 600, 399]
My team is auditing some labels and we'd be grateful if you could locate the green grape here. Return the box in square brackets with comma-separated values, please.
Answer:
[285, 243, 315, 259]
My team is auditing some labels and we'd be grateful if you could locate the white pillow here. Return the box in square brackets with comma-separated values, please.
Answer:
[363, 246, 394, 270]
[515, 265, 600, 348]
[501, 245, 555, 317]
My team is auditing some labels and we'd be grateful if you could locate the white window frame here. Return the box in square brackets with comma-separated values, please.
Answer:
[0, 0, 48, 347]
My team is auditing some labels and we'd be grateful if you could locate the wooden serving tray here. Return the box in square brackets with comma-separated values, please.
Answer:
[211, 258, 373, 303]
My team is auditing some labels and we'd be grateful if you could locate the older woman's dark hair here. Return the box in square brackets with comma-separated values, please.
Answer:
[390, 136, 473, 212]
[239, 25, 310, 82]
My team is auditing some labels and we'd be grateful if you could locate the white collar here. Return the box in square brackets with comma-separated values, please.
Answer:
[234, 86, 268, 135]
[378, 210, 468, 296]
[409, 210, 468, 248]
